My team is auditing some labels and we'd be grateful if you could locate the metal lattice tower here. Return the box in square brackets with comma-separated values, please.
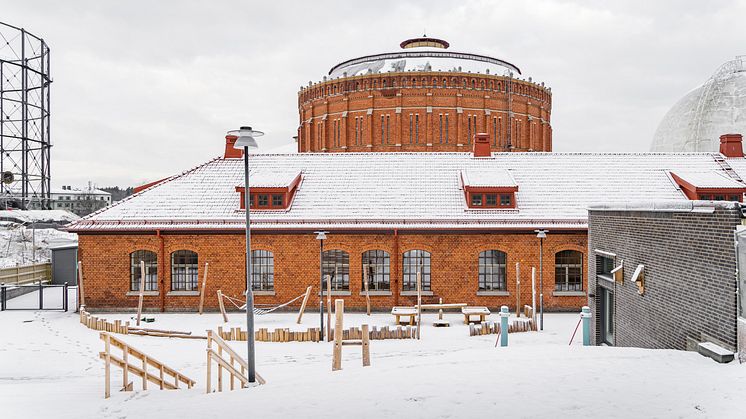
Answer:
[0, 22, 51, 209]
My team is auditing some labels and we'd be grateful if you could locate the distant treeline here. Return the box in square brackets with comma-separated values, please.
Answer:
[100, 186, 134, 202]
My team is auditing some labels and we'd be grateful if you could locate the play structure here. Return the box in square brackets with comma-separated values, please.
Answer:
[331, 299, 370, 371]
[99, 332, 196, 398]
[206, 329, 265, 393]
[217, 285, 313, 322]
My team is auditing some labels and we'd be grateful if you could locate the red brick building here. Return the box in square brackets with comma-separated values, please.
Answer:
[67, 131, 746, 312]
[298, 37, 552, 153]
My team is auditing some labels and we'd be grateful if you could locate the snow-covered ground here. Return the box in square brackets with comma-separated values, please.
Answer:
[1, 291, 744, 419]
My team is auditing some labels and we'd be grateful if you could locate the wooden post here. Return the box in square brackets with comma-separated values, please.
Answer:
[104, 333, 111, 399]
[516, 262, 521, 318]
[136, 261, 146, 326]
[77, 261, 86, 309]
[216, 290, 228, 323]
[198, 262, 209, 315]
[416, 271, 422, 340]
[363, 264, 371, 316]
[296, 285, 312, 324]
[332, 299, 343, 371]
[206, 330, 212, 394]
[142, 355, 148, 390]
[326, 274, 332, 342]
[122, 344, 129, 391]
[362, 324, 371, 366]
[217, 344, 223, 392]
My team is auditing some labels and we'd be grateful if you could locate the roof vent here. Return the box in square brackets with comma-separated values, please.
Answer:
[720, 133, 743, 158]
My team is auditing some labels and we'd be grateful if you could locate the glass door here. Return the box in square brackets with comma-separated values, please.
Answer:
[600, 287, 615, 345]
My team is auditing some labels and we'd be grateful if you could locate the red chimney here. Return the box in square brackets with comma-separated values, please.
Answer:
[224, 135, 243, 159]
[719, 133, 744, 158]
[473, 133, 491, 157]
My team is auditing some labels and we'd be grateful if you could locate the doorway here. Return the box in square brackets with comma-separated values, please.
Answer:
[599, 286, 615, 345]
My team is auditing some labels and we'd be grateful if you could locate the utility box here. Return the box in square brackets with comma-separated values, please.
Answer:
[49, 239, 78, 285]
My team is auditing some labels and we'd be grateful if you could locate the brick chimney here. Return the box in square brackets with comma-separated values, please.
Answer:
[719, 133, 744, 158]
[473, 133, 491, 157]
[224, 135, 243, 158]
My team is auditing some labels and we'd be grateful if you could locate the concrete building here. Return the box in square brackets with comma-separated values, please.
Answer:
[51, 185, 112, 216]
[588, 201, 742, 354]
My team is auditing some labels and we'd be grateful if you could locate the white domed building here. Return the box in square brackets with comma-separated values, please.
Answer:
[651, 56, 746, 152]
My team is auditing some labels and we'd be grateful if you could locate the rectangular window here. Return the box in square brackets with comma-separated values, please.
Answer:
[471, 194, 483, 206]
[715, 194, 725, 201]
[467, 114, 472, 144]
[596, 254, 615, 279]
[258, 194, 269, 207]
[402, 250, 431, 291]
[271, 194, 283, 207]
[248, 194, 255, 208]
[499, 194, 512, 206]
[171, 250, 198, 291]
[130, 250, 158, 291]
[439, 114, 443, 144]
[415, 114, 419, 143]
[486, 194, 497, 206]
[386, 115, 390, 144]
[493, 117, 498, 146]
[251, 250, 274, 291]
[409, 114, 413, 144]
[478, 250, 507, 291]
[445, 114, 449, 144]
[381, 115, 385, 144]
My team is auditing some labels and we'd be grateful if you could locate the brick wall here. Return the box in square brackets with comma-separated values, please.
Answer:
[588, 202, 741, 350]
[78, 230, 586, 312]
[297, 72, 552, 153]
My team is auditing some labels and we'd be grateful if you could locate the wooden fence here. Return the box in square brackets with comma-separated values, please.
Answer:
[468, 318, 537, 337]
[0, 262, 51, 285]
[81, 308, 131, 334]
[218, 324, 417, 342]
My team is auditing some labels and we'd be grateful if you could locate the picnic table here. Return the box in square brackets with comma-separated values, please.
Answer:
[391, 306, 417, 325]
[462, 306, 490, 324]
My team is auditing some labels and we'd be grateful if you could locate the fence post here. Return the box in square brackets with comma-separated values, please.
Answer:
[581, 306, 592, 346]
[1, 283, 6, 311]
[63, 282, 69, 312]
[39, 279, 43, 310]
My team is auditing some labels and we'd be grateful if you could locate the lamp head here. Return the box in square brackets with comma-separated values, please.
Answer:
[314, 231, 328, 241]
[228, 126, 264, 150]
[535, 229, 548, 239]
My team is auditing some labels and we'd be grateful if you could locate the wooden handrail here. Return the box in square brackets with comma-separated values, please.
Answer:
[205, 330, 265, 393]
[100, 332, 195, 398]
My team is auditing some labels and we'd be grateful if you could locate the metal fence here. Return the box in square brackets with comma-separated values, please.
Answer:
[0, 281, 72, 311]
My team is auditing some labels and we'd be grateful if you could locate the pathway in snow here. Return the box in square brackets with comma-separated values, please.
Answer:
[1, 309, 744, 418]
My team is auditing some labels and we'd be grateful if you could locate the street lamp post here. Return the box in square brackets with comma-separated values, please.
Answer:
[230, 126, 264, 383]
[315, 231, 328, 338]
[535, 229, 548, 331]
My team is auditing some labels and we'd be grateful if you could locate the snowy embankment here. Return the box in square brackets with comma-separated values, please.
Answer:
[0, 294, 744, 419]
[0, 224, 76, 268]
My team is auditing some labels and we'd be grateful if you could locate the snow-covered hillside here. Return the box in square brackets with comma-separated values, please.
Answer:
[0, 223, 77, 268]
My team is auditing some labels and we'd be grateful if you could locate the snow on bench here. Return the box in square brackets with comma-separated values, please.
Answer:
[697, 342, 734, 363]
[391, 307, 417, 325]
[461, 306, 490, 324]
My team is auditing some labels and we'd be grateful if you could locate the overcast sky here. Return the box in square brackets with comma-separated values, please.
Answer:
[3, 0, 745, 187]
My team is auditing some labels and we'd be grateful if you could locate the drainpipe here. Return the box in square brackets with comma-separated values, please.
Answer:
[393, 229, 400, 306]
[157, 230, 165, 312]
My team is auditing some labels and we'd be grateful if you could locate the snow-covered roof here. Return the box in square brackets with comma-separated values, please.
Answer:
[461, 169, 517, 188]
[51, 187, 110, 196]
[66, 152, 744, 232]
[671, 170, 746, 189]
[248, 170, 301, 188]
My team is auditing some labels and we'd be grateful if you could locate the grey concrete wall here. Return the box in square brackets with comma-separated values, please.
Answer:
[588, 201, 740, 351]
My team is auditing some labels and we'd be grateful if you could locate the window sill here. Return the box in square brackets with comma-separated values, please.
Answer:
[476, 290, 510, 296]
[359, 290, 392, 296]
[552, 291, 586, 297]
[252, 290, 275, 296]
[318, 291, 352, 296]
[126, 291, 159, 297]
[166, 291, 200, 296]
[400, 291, 434, 296]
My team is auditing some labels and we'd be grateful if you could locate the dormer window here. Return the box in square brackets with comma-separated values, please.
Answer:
[460, 169, 518, 209]
[236, 171, 302, 211]
[670, 171, 746, 202]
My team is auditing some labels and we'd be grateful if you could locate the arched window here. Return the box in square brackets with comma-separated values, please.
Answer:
[478, 250, 507, 291]
[402, 250, 431, 291]
[362, 250, 390, 291]
[251, 250, 274, 291]
[171, 250, 198, 291]
[322, 250, 350, 291]
[555, 250, 583, 291]
[130, 250, 157, 291]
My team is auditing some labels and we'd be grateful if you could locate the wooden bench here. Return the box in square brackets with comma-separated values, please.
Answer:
[462, 306, 490, 324]
[391, 306, 417, 325]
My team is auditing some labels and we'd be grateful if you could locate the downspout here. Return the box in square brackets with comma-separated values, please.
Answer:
[157, 230, 165, 312]
[393, 228, 400, 306]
